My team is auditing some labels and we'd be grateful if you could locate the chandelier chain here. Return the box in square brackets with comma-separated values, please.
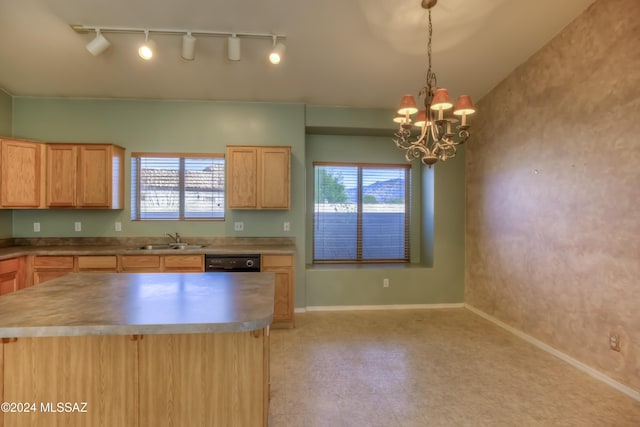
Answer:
[427, 9, 432, 77]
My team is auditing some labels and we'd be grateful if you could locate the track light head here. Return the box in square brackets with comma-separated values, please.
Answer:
[181, 32, 196, 60]
[269, 36, 286, 65]
[138, 30, 155, 60]
[86, 29, 110, 56]
[227, 34, 241, 61]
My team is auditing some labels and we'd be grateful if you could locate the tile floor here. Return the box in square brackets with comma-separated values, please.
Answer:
[268, 309, 640, 426]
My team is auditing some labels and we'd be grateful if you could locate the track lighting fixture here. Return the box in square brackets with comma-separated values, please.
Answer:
[181, 32, 196, 60]
[269, 36, 286, 65]
[71, 25, 286, 63]
[227, 34, 241, 61]
[138, 30, 155, 60]
[85, 29, 110, 56]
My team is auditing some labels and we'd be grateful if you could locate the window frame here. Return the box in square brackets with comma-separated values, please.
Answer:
[312, 161, 411, 264]
[130, 152, 225, 221]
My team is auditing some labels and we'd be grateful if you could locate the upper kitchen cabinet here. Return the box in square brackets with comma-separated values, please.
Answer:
[226, 145, 290, 209]
[0, 138, 45, 208]
[47, 143, 125, 209]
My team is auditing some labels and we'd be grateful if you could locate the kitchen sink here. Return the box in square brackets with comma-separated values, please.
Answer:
[136, 244, 206, 250]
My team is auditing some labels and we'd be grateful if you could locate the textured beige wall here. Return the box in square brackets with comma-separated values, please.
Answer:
[465, 0, 640, 391]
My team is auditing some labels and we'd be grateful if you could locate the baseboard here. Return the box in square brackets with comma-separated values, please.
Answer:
[465, 304, 640, 402]
[301, 303, 465, 312]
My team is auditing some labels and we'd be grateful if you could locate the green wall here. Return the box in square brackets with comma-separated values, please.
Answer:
[0, 90, 13, 238]
[0, 90, 11, 136]
[304, 135, 465, 307]
[303, 106, 465, 307]
[8, 96, 465, 308]
[12, 97, 305, 238]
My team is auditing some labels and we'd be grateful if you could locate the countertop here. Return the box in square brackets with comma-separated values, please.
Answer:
[0, 272, 275, 338]
[0, 241, 296, 260]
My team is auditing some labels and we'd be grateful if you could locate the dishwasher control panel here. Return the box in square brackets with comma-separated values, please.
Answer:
[205, 254, 261, 272]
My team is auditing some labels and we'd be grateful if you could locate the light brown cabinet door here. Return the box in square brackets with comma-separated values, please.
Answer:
[76, 144, 125, 209]
[77, 145, 111, 207]
[32, 256, 75, 285]
[139, 331, 267, 427]
[120, 255, 162, 272]
[272, 269, 293, 322]
[261, 255, 294, 327]
[227, 146, 290, 209]
[0, 274, 17, 295]
[76, 255, 118, 271]
[47, 144, 78, 207]
[260, 147, 290, 209]
[3, 336, 138, 427]
[163, 255, 204, 272]
[227, 146, 258, 208]
[0, 139, 43, 208]
[0, 257, 22, 295]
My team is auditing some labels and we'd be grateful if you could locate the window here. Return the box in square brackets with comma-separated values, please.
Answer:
[131, 153, 225, 220]
[313, 163, 410, 262]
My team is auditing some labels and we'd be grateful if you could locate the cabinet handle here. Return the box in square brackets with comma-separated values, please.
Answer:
[251, 330, 262, 339]
[129, 334, 144, 341]
[1, 337, 17, 344]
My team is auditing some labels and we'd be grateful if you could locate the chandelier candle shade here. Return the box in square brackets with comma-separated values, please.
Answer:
[393, 0, 476, 166]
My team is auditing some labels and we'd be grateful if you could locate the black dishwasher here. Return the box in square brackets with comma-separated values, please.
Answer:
[204, 254, 261, 272]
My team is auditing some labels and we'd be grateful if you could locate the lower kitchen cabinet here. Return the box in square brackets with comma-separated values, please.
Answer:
[261, 254, 294, 328]
[2, 335, 138, 427]
[76, 255, 118, 272]
[139, 330, 268, 426]
[32, 256, 74, 285]
[120, 255, 203, 272]
[1, 330, 269, 427]
[163, 255, 204, 272]
[0, 258, 25, 296]
[120, 255, 162, 272]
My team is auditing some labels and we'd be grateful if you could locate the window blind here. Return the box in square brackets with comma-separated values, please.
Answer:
[313, 163, 410, 262]
[131, 153, 225, 220]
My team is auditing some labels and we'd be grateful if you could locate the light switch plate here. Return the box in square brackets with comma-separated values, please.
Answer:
[74, 222, 82, 232]
[115, 222, 122, 232]
[33, 222, 40, 232]
[234, 222, 244, 231]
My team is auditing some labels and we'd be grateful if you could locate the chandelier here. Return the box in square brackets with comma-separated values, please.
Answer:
[393, 0, 476, 167]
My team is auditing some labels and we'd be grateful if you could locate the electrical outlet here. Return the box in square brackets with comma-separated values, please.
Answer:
[74, 222, 82, 232]
[234, 222, 244, 232]
[284, 221, 290, 232]
[115, 222, 122, 232]
[609, 333, 621, 352]
[33, 222, 40, 232]
[383, 278, 390, 288]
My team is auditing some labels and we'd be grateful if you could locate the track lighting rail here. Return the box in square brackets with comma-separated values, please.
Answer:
[70, 25, 286, 41]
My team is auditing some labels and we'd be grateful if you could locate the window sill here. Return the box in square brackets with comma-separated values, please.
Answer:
[306, 262, 431, 270]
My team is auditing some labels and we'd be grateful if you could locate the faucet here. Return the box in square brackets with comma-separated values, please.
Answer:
[167, 232, 181, 243]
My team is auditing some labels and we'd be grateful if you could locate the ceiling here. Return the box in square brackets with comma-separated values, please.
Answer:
[0, 0, 595, 109]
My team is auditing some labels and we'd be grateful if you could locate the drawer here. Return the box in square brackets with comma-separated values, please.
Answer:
[164, 255, 203, 270]
[0, 257, 20, 274]
[121, 255, 161, 270]
[33, 256, 74, 270]
[261, 255, 293, 268]
[77, 255, 118, 270]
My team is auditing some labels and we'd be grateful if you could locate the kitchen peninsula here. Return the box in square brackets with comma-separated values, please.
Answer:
[0, 272, 274, 427]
